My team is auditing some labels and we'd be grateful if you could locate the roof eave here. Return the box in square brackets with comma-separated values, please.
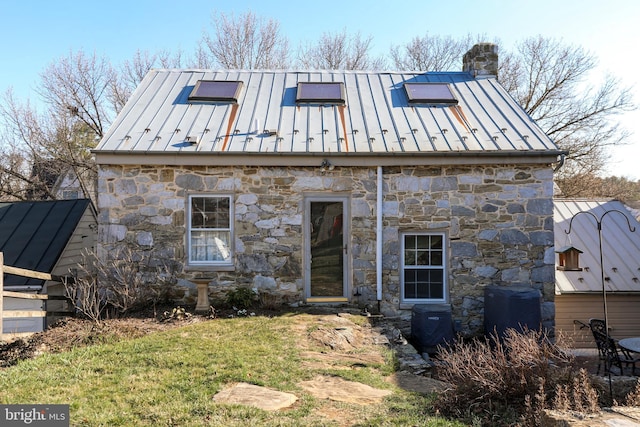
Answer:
[95, 149, 566, 167]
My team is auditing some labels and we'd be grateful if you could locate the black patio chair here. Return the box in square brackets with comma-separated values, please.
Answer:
[589, 318, 608, 374]
[589, 318, 639, 376]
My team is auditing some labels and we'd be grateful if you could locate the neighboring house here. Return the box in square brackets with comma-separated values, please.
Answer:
[28, 159, 96, 203]
[93, 43, 563, 337]
[0, 199, 96, 334]
[554, 198, 640, 347]
[54, 169, 87, 200]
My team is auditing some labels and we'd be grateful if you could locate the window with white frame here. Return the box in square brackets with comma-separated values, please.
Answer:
[401, 232, 446, 302]
[188, 195, 233, 265]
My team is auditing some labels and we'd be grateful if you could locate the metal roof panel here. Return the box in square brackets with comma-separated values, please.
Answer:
[554, 199, 640, 294]
[96, 69, 560, 160]
[0, 199, 93, 288]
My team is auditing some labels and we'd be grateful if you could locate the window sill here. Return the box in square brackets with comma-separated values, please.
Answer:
[306, 297, 349, 303]
[184, 264, 235, 272]
[399, 302, 448, 310]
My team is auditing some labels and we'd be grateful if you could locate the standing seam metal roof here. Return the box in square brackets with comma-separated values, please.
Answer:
[95, 69, 559, 159]
[554, 199, 640, 294]
[0, 199, 92, 288]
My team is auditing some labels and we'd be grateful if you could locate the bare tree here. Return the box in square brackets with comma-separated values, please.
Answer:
[297, 29, 387, 70]
[196, 10, 290, 69]
[0, 50, 112, 202]
[0, 46, 188, 203]
[111, 49, 185, 113]
[0, 88, 98, 202]
[500, 36, 634, 186]
[38, 50, 115, 138]
[555, 173, 640, 202]
[390, 33, 477, 71]
[0, 137, 53, 200]
[0, 91, 57, 200]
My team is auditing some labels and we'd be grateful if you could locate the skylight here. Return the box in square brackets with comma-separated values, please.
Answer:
[188, 80, 243, 103]
[296, 82, 345, 104]
[404, 83, 457, 105]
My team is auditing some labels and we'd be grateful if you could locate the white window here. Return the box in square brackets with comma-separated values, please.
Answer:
[187, 195, 233, 266]
[401, 232, 446, 303]
[62, 190, 79, 199]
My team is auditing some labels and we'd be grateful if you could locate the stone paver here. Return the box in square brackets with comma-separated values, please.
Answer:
[212, 383, 298, 411]
[543, 407, 640, 426]
[299, 375, 392, 405]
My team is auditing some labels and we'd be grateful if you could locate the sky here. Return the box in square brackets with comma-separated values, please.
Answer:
[1, 0, 639, 179]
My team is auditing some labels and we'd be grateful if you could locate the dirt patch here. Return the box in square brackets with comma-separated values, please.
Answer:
[300, 350, 385, 370]
[386, 371, 450, 394]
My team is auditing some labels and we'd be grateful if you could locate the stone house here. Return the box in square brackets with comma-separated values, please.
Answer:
[94, 44, 563, 336]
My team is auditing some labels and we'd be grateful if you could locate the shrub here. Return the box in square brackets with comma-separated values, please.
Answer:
[624, 381, 640, 406]
[257, 291, 282, 310]
[224, 287, 257, 309]
[432, 328, 599, 426]
[64, 247, 177, 323]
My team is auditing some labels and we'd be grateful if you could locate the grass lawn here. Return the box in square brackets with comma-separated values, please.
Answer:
[0, 313, 463, 426]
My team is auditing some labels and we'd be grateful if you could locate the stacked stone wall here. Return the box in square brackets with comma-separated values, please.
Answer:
[97, 163, 555, 337]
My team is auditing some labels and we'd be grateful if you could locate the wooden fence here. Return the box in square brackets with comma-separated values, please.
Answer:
[0, 252, 74, 340]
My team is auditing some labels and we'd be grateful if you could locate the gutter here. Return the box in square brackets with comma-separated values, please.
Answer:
[94, 149, 568, 167]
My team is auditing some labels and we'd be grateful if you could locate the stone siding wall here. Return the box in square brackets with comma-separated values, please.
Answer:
[97, 163, 555, 337]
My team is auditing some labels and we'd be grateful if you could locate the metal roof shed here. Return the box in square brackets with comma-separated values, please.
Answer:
[554, 198, 640, 347]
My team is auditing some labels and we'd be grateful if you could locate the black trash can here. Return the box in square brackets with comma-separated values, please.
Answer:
[411, 304, 454, 354]
[484, 285, 541, 339]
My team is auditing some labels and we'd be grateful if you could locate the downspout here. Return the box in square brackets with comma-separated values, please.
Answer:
[553, 152, 566, 172]
[376, 166, 383, 306]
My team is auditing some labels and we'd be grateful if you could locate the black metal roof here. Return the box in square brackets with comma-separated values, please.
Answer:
[0, 199, 93, 288]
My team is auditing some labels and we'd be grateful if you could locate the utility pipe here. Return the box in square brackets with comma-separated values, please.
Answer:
[376, 166, 383, 302]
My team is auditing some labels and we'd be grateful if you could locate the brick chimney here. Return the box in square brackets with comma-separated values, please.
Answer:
[463, 43, 498, 78]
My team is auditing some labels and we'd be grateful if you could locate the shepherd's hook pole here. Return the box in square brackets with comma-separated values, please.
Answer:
[565, 209, 635, 405]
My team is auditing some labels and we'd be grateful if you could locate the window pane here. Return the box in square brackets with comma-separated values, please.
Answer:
[404, 270, 418, 299]
[430, 250, 443, 266]
[430, 235, 443, 249]
[415, 270, 431, 298]
[189, 80, 243, 103]
[191, 231, 231, 262]
[416, 235, 430, 249]
[192, 197, 230, 229]
[416, 250, 430, 265]
[404, 83, 457, 104]
[405, 268, 443, 299]
[296, 82, 345, 104]
[429, 283, 444, 299]
[191, 197, 205, 227]
[404, 235, 416, 249]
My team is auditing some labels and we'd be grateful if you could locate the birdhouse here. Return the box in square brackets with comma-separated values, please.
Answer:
[555, 246, 583, 271]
